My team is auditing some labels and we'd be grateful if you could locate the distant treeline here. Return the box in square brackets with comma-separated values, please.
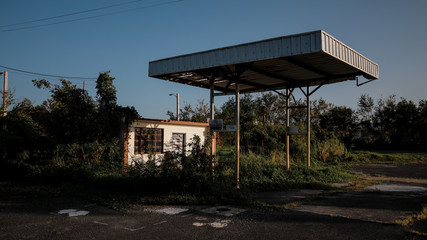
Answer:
[167, 93, 427, 152]
[1, 71, 426, 182]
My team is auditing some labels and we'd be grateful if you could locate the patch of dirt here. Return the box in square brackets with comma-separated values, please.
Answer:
[352, 163, 427, 180]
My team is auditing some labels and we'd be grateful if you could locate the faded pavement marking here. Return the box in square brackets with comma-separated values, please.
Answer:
[193, 219, 231, 228]
[145, 207, 189, 215]
[54, 209, 89, 217]
[124, 226, 146, 232]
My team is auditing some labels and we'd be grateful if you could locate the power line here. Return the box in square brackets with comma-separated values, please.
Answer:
[0, 70, 93, 88]
[0, 65, 97, 80]
[0, 0, 144, 28]
[1, 0, 183, 33]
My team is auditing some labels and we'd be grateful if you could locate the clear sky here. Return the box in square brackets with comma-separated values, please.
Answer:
[1, 0, 426, 119]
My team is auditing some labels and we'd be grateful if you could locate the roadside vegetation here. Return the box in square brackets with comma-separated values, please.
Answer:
[1, 72, 426, 209]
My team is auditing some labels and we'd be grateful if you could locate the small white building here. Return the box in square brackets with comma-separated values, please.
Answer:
[125, 118, 209, 165]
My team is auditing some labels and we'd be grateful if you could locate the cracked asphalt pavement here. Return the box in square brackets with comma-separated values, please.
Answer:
[1, 163, 427, 239]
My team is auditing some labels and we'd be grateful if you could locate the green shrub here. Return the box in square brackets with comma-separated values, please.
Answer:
[313, 137, 347, 162]
[237, 152, 352, 192]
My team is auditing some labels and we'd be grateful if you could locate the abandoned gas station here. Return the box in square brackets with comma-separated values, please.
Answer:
[148, 30, 379, 188]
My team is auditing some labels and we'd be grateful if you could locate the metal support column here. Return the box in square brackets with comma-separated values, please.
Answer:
[235, 83, 240, 189]
[285, 88, 290, 170]
[209, 76, 216, 176]
[306, 86, 311, 167]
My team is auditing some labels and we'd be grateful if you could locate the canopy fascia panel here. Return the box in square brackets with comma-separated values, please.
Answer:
[148, 30, 379, 94]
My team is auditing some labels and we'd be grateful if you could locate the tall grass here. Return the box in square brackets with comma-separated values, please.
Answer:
[345, 150, 427, 164]
[216, 148, 353, 192]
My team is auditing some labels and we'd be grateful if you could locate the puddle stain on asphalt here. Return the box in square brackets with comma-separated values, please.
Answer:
[199, 206, 246, 217]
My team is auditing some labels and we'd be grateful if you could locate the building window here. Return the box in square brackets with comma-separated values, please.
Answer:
[171, 133, 186, 155]
[134, 128, 164, 154]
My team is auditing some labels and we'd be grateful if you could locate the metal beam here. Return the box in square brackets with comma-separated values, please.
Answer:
[261, 73, 359, 91]
[283, 57, 332, 77]
[357, 76, 377, 87]
[168, 75, 232, 93]
[247, 65, 299, 84]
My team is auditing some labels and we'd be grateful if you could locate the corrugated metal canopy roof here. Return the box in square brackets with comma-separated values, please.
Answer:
[148, 30, 379, 94]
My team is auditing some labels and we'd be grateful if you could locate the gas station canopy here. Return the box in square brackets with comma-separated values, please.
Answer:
[148, 30, 379, 184]
[149, 30, 379, 94]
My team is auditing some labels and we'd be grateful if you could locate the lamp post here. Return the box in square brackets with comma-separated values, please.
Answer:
[169, 93, 180, 121]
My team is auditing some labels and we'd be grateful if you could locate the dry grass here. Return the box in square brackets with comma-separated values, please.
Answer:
[395, 207, 427, 226]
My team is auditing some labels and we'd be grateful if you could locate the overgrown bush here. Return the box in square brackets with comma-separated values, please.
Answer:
[126, 136, 214, 194]
[313, 137, 347, 162]
[238, 151, 352, 192]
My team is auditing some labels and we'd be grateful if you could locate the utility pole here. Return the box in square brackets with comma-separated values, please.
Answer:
[169, 93, 180, 121]
[177, 93, 180, 121]
[1, 71, 7, 116]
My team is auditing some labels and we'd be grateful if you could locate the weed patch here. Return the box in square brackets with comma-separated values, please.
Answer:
[395, 207, 427, 226]
[346, 151, 427, 164]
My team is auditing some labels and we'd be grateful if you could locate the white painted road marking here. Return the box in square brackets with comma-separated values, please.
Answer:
[93, 221, 108, 226]
[124, 226, 146, 232]
[193, 219, 231, 228]
[57, 209, 89, 217]
[146, 207, 189, 215]
[153, 220, 167, 226]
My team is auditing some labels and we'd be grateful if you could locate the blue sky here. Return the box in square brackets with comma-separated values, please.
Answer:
[1, 0, 426, 119]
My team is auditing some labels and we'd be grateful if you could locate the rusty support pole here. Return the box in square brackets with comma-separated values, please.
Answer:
[285, 88, 290, 170]
[307, 86, 311, 167]
[235, 82, 240, 189]
[209, 75, 216, 177]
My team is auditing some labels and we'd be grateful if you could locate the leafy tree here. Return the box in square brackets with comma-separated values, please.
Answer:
[167, 102, 192, 121]
[1, 72, 140, 179]
[255, 92, 279, 125]
[319, 106, 357, 147]
[0, 98, 52, 179]
[418, 100, 427, 148]
[167, 99, 211, 123]
[311, 98, 333, 126]
[354, 94, 375, 148]
[96, 71, 117, 110]
[190, 99, 210, 122]
[391, 98, 419, 148]
[45, 79, 97, 143]
[371, 95, 397, 147]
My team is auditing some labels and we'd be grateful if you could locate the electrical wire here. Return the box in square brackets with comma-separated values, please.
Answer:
[0, 0, 144, 28]
[1, 0, 183, 32]
[0, 71, 92, 89]
[0, 65, 97, 80]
